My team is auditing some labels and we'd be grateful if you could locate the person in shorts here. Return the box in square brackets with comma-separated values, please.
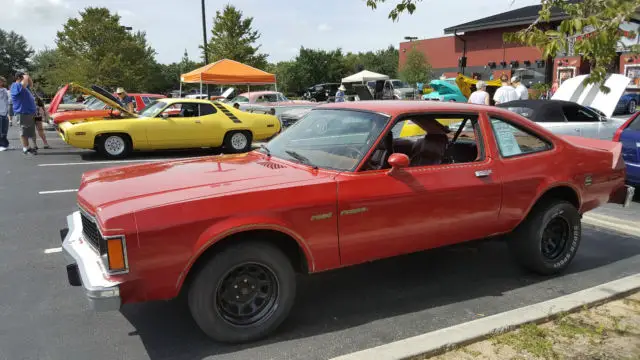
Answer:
[33, 93, 50, 149]
[10, 71, 38, 155]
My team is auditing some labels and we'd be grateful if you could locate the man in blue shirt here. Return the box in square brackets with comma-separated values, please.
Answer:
[10, 72, 38, 155]
[116, 87, 135, 112]
[335, 84, 346, 103]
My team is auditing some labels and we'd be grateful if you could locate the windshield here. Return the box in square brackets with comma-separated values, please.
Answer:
[262, 109, 389, 171]
[86, 98, 107, 110]
[230, 96, 249, 103]
[392, 80, 410, 88]
[139, 100, 166, 117]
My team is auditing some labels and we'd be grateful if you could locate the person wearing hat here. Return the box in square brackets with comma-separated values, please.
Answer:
[335, 84, 346, 103]
[10, 71, 38, 155]
[511, 76, 529, 100]
[493, 73, 519, 105]
[115, 87, 135, 112]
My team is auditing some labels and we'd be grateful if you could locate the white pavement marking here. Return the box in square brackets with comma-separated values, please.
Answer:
[44, 247, 62, 254]
[37, 157, 196, 167]
[582, 212, 640, 238]
[38, 189, 78, 195]
[331, 273, 640, 360]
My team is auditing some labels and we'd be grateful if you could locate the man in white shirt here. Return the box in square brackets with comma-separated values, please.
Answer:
[511, 76, 529, 100]
[493, 74, 519, 105]
[0, 76, 9, 150]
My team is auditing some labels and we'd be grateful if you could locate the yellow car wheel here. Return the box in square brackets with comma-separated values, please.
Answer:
[224, 131, 252, 153]
[97, 133, 132, 159]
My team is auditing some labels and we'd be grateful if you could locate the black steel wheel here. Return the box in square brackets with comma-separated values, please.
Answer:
[215, 263, 279, 327]
[508, 200, 581, 275]
[188, 241, 296, 343]
[540, 217, 570, 260]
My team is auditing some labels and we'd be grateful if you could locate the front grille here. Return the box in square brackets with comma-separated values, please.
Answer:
[80, 211, 106, 254]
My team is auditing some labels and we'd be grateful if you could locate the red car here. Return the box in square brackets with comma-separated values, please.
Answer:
[61, 101, 634, 343]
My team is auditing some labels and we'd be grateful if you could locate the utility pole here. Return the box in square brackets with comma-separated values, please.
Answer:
[201, 0, 209, 64]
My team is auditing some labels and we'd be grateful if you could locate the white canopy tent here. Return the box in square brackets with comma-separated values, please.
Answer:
[342, 70, 389, 84]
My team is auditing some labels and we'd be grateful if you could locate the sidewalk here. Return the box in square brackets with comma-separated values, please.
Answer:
[429, 291, 640, 360]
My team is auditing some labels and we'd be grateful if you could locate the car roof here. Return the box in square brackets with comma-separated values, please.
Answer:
[159, 98, 213, 104]
[316, 100, 515, 117]
[497, 99, 585, 110]
[238, 91, 280, 97]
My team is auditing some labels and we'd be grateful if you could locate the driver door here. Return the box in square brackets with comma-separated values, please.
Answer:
[335, 113, 503, 266]
[145, 102, 209, 149]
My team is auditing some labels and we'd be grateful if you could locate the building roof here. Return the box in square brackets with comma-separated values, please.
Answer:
[443, 1, 582, 34]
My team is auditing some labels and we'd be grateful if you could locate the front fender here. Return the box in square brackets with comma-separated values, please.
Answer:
[175, 215, 315, 291]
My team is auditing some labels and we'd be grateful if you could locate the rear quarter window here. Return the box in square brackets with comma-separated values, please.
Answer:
[490, 117, 552, 157]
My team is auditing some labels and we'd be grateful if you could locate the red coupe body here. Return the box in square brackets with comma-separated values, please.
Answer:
[61, 101, 633, 342]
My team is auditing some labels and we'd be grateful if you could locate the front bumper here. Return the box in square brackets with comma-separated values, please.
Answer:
[61, 211, 122, 311]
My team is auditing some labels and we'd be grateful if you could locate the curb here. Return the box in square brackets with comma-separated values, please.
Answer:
[330, 273, 640, 360]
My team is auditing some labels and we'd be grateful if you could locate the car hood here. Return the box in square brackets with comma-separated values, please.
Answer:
[280, 107, 313, 119]
[429, 80, 461, 95]
[48, 83, 136, 117]
[77, 152, 333, 214]
[551, 74, 631, 118]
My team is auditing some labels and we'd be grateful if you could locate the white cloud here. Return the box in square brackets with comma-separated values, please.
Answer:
[317, 23, 332, 32]
[7, 0, 73, 20]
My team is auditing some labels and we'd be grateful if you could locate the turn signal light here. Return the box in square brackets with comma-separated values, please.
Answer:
[106, 237, 127, 272]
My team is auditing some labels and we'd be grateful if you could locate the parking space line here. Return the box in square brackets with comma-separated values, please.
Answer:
[37, 157, 195, 167]
[38, 189, 78, 195]
[44, 247, 62, 254]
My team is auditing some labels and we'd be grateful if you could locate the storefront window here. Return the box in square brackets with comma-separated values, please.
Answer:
[625, 64, 640, 88]
[557, 67, 576, 85]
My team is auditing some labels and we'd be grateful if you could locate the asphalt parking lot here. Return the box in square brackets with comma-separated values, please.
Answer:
[0, 124, 639, 360]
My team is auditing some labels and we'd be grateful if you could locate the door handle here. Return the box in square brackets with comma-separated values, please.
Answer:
[475, 170, 492, 178]
[195, 120, 201, 123]
[574, 128, 580, 132]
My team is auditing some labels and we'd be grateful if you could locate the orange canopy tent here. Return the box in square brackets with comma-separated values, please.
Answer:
[180, 59, 277, 96]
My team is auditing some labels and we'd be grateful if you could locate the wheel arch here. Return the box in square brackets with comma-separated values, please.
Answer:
[177, 226, 314, 296]
[94, 131, 134, 147]
[520, 183, 582, 226]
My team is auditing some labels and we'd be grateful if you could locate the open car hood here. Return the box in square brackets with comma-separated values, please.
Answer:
[50, 83, 136, 117]
[429, 80, 461, 95]
[551, 74, 631, 118]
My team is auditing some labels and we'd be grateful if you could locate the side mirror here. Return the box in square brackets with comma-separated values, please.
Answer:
[387, 153, 410, 174]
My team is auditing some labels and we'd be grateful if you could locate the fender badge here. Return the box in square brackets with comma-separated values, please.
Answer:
[584, 175, 593, 186]
[310, 212, 333, 221]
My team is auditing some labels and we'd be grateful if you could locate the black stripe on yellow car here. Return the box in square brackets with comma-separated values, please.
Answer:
[213, 103, 242, 123]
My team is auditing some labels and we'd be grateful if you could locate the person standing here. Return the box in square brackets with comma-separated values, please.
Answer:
[493, 74, 519, 105]
[116, 87, 135, 112]
[10, 71, 38, 155]
[511, 76, 529, 100]
[468, 80, 490, 105]
[335, 85, 346, 103]
[0, 77, 9, 150]
[33, 94, 50, 149]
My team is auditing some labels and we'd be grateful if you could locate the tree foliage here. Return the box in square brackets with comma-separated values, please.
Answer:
[0, 29, 34, 80]
[365, 0, 422, 21]
[399, 46, 432, 85]
[205, 5, 268, 69]
[504, 0, 640, 90]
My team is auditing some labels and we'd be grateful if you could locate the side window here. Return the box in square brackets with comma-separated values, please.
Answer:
[199, 103, 216, 116]
[490, 117, 551, 157]
[142, 97, 152, 105]
[563, 105, 598, 122]
[629, 115, 640, 131]
[179, 103, 199, 117]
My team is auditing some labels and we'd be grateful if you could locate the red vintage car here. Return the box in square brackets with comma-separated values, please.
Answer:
[61, 101, 634, 343]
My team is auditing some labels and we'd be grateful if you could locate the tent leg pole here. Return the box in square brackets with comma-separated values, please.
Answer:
[200, 81, 203, 96]
[179, 82, 182, 98]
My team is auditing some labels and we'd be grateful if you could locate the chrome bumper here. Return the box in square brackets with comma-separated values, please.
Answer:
[61, 211, 122, 312]
[623, 185, 635, 208]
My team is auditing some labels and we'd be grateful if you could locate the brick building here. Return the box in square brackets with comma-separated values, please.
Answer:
[399, 2, 640, 89]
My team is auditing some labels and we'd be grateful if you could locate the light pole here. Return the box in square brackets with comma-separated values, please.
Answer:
[201, 0, 209, 65]
[121, 26, 133, 31]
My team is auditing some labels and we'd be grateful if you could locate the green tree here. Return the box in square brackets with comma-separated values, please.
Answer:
[205, 5, 268, 69]
[53, 7, 158, 92]
[30, 48, 63, 94]
[504, 0, 640, 90]
[399, 47, 432, 85]
[0, 29, 34, 79]
[367, 0, 640, 90]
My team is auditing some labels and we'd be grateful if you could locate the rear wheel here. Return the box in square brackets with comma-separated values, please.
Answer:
[97, 134, 131, 159]
[224, 131, 252, 153]
[628, 100, 636, 114]
[188, 242, 296, 343]
[508, 200, 581, 275]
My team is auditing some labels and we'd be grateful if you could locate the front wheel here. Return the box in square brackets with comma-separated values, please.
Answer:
[224, 131, 252, 153]
[508, 200, 581, 275]
[188, 242, 296, 343]
[97, 134, 131, 159]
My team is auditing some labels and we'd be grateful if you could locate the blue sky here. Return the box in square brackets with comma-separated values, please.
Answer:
[3, 0, 541, 64]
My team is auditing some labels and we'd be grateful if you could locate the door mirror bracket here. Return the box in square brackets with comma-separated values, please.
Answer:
[387, 153, 410, 175]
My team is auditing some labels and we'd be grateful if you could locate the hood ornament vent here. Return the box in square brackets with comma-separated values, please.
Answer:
[257, 161, 286, 170]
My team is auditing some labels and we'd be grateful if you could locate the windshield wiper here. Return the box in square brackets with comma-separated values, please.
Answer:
[285, 150, 317, 169]
[259, 144, 271, 156]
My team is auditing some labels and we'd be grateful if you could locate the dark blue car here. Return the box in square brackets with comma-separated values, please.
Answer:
[615, 113, 640, 185]
[615, 93, 640, 114]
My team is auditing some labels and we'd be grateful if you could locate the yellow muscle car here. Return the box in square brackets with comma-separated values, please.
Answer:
[58, 98, 281, 158]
